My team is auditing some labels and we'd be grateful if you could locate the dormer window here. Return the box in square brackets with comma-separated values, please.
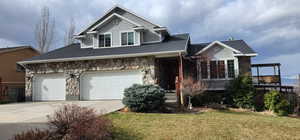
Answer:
[98, 33, 111, 47]
[121, 32, 134, 46]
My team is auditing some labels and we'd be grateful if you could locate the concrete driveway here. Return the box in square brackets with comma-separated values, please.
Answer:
[0, 100, 123, 139]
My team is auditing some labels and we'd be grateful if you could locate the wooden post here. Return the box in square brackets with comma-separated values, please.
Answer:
[178, 52, 184, 105]
[298, 74, 300, 88]
[278, 65, 282, 92]
[257, 66, 260, 85]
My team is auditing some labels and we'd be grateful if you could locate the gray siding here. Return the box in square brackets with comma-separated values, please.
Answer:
[81, 34, 93, 48]
[201, 44, 239, 78]
[80, 9, 162, 48]
[121, 11, 161, 43]
[96, 17, 138, 46]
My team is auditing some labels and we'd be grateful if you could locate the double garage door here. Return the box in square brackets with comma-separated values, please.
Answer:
[33, 70, 143, 101]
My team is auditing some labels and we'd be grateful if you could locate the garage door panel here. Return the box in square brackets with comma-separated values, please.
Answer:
[81, 70, 143, 100]
[33, 74, 66, 101]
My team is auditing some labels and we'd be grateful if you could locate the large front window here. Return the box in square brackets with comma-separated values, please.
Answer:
[98, 33, 111, 47]
[209, 60, 225, 79]
[121, 32, 134, 46]
[200, 59, 235, 79]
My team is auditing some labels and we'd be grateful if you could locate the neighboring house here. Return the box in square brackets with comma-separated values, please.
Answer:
[0, 46, 40, 102]
[19, 6, 257, 102]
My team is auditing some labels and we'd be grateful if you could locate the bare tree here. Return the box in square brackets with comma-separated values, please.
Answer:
[182, 77, 207, 110]
[35, 6, 55, 53]
[182, 77, 207, 97]
[181, 55, 210, 109]
[64, 18, 76, 46]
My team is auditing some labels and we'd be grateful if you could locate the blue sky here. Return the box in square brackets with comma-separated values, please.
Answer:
[0, 0, 299, 80]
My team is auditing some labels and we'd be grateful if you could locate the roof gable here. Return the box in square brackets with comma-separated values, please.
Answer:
[189, 40, 257, 56]
[196, 41, 241, 55]
[89, 13, 141, 32]
[78, 5, 162, 35]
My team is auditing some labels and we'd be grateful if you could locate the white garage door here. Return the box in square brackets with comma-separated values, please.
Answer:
[80, 70, 143, 100]
[33, 74, 66, 101]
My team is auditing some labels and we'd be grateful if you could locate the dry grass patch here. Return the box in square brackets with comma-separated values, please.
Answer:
[107, 110, 300, 140]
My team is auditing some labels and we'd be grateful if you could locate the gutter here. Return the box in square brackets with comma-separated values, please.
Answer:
[18, 50, 186, 64]
[233, 53, 258, 57]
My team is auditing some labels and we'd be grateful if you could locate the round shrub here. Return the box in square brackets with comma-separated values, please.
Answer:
[264, 90, 281, 111]
[264, 90, 290, 116]
[225, 75, 255, 109]
[275, 99, 289, 116]
[122, 84, 166, 112]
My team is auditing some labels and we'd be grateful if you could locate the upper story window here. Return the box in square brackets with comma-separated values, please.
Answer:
[121, 32, 134, 46]
[98, 33, 111, 47]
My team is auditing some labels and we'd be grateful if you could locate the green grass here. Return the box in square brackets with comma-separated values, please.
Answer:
[106, 110, 300, 140]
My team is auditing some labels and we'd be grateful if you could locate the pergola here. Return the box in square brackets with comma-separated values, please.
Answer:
[251, 63, 281, 86]
[251, 63, 294, 93]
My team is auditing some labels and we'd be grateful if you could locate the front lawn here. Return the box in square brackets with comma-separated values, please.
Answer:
[107, 110, 300, 140]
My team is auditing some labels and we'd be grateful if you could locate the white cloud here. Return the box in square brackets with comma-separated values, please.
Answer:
[0, 38, 22, 47]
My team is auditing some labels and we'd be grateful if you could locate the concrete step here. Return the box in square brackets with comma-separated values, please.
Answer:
[165, 99, 177, 103]
[165, 92, 177, 101]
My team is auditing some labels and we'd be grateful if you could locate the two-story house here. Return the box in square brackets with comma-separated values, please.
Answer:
[0, 46, 39, 102]
[19, 6, 257, 102]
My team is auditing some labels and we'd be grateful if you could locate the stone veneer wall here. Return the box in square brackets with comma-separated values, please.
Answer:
[25, 56, 155, 101]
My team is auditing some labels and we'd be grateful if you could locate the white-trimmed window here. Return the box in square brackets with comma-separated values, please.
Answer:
[209, 60, 225, 79]
[227, 60, 235, 78]
[98, 33, 111, 47]
[121, 32, 134, 46]
[199, 59, 236, 80]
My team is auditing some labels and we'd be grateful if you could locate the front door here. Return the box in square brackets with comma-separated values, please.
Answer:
[156, 57, 179, 90]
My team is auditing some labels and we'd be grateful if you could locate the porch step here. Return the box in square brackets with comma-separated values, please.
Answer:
[165, 92, 177, 102]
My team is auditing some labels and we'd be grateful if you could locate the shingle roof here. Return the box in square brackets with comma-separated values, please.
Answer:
[21, 34, 189, 64]
[187, 40, 256, 56]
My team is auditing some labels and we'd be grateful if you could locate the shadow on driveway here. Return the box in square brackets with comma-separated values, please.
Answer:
[0, 122, 48, 139]
[0, 100, 124, 139]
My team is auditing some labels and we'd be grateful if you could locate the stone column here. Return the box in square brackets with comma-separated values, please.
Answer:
[65, 72, 81, 101]
[25, 70, 33, 101]
[142, 57, 156, 85]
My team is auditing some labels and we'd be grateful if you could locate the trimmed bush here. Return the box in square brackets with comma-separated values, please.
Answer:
[264, 90, 290, 116]
[191, 91, 225, 106]
[225, 75, 256, 109]
[122, 84, 166, 112]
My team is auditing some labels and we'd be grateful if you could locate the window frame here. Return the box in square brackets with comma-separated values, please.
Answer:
[120, 31, 135, 46]
[97, 32, 112, 48]
[199, 58, 237, 80]
[227, 59, 235, 78]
